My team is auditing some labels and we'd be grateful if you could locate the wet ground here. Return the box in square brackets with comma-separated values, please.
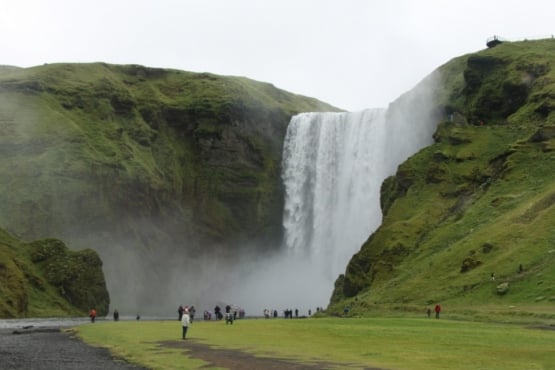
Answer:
[0, 326, 146, 370]
[159, 339, 383, 370]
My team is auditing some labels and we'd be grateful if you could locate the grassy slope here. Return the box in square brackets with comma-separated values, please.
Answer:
[330, 39, 555, 317]
[0, 227, 108, 317]
[75, 318, 555, 370]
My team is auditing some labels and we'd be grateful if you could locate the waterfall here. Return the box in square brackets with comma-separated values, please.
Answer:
[282, 109, 388, 276]
[225, 72, 439, 314]
[280, 72, 440, 306]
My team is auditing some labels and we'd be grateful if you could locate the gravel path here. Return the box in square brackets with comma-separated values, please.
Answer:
[0, 327, 146, 370]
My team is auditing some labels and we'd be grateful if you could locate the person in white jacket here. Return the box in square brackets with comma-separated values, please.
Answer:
[181, 308, 190, 339]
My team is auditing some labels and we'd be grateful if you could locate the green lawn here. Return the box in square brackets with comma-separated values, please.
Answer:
[74, 317, 555, 370]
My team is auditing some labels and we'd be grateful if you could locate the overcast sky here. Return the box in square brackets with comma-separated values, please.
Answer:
[1, 0, 554, 111]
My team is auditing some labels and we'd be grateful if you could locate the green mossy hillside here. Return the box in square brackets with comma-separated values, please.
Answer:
[0, 228, 109, 318]
[0, 63, 337, 246]
[0, 63, 337, 314]
[330, 39, 555, 317]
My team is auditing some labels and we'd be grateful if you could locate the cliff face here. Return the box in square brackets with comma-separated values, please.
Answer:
[330, 39, 555, 314]
[0, 63, 338, 314]
[0, 228, 109, 317]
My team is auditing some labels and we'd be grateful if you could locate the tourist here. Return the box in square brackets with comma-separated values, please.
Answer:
[189, 305, 196, 323]
[434, 304, 441, 319]
[214, 305, 222, 320]
[178, 305, 184, 321]
[89, 308, 96, 323]
[181, 308, 190, 339]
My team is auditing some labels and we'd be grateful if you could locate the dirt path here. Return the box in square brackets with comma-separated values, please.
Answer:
[159, 339, 383, 370]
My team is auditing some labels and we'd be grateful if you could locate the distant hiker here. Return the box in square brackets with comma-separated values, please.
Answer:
[89, 308, 97, 323]
[181, 308, 190, 339]
[426, 307, 431, 318]
[490, 273, 495, 281]
[189, 305, 196, 323]
[434, 304, 441, 319]
[113, 309, 119, 321]
[178, 305, 184, 321]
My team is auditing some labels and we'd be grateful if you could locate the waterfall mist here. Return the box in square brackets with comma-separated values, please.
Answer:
[221, 72, 441, 314]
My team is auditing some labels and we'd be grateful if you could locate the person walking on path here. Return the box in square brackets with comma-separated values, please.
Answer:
[434, 304, 441, 319]
[181, 308, 190, 339]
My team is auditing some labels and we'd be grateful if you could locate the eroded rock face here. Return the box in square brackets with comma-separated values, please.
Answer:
[0, 230, 109, 318]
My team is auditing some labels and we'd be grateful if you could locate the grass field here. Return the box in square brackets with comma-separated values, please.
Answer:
[74, 316, 555, 370]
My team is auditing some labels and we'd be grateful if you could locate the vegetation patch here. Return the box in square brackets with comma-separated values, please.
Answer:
[0, 228, 108, 317]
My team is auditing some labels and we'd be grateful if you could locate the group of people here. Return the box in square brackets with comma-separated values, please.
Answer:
[283, 309, 299, 318]
[264, 307, 321, 319]
[179, 303, 243, 338]
[263, 308, 278, 318]
[203, 305, 245, 321]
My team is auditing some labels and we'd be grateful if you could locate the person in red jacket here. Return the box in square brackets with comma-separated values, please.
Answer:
[89, 308, 97, 323]
[434, 304, 441, 319]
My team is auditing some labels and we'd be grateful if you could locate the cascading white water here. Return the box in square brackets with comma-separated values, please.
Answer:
[280, 71, 440, 306]
[282, 109, 388, 277]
